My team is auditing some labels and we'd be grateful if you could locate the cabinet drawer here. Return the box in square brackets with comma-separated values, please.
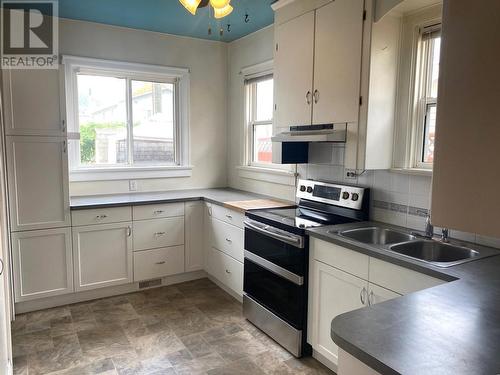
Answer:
[71, 207, 132, 226]
[211, 218, 244, 262]
[311, 238, 369, 280]
[133, 217, 184, 251]
[211, 204, 245, 229]
[133, 202, 184, 221]
[207, 247, 243, 296]
[133, 246, 185, 281]
[369, 258, 446, 295]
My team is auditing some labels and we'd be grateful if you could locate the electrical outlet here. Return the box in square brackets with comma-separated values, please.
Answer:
[345, 169, 358, 180]
[129, 180, 138, 191]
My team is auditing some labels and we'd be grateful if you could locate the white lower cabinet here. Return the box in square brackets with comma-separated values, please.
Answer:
[207, 246, 243, 296]
[133, 217, 184, 251]
[210, 218, 244, 263]
[72, 222, 133, 291]
[310, 260, 367, 366]
[309, 237, 441, 370]
[133, 246, 185, 281]
[11, 228, 73, 302]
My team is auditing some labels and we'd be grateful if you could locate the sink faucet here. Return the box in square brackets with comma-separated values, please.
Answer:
[424, 214, 434, 238]
[442, 228, 449, 243]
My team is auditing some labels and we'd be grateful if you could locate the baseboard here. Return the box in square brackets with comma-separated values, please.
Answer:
[14, 270, 206, 314]
[313, 349, 338, 373]
[206, 274, 243, 303]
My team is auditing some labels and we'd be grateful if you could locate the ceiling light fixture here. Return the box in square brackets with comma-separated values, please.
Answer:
[179, 0, 233, 18]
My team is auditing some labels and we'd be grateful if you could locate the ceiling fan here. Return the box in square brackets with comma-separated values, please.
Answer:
[179, 0, 233, 19]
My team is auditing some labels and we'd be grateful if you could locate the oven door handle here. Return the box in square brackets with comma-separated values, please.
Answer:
[244, 220, 304, 248]
[244, 251, 304, 286]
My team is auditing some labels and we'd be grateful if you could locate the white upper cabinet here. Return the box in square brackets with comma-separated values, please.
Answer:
[7, 136, 70, 231]
[313, 0, 365, 125]
[274, 11, 315, 131]
[273, 0, 365, 132]
[2, 69, 65, 137]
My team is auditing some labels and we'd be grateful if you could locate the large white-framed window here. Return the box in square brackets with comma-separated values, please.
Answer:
[412, 23, 441, 169]
[63, 55, 190, 181]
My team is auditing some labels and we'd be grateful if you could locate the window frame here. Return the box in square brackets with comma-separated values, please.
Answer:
[411, 24, 441, 170]
[62, 55, 191, 181]
[245, 74, 274, 168]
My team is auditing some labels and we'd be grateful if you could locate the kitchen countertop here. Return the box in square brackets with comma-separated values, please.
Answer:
[70, 188, 295, 210]
[307, 222, 500, 374]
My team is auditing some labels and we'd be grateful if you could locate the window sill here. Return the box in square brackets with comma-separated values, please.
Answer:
[236, 165, 297, 186]
[390, 168, 433, 177]
[70, 166, 193, 182]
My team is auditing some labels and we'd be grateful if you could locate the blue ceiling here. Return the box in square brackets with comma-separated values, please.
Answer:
[57, 0, 275, 42]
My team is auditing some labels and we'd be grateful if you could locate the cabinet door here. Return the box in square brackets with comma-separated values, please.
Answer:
[274, 11, 315, 131]
[7, 136, 70, 231]
[11, 228, 73, 302]
[2, 69, 65, 136]
[203, 203, 213, 272]
[184, 201, 204, 272]
[313, 0, 365, 124]
[310, 260, 367, 366]
[368, 283, 401, 306]
[72, 222, 133, 291]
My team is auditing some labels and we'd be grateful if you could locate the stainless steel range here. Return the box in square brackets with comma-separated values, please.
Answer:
[243, 179, 370, 357]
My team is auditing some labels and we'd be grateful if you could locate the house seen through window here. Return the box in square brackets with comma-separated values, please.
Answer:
[77, 75, 176, 167]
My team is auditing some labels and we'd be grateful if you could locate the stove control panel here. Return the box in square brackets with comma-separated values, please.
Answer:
[296, 179, 366, 210]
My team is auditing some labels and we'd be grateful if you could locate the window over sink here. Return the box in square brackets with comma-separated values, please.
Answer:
[63, 56, 191, 181]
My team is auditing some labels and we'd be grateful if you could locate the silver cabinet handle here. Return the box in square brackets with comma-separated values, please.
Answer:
[153, 210, 164, 215]
[96, 214, 108, 220]
[313, 89, 319, 104]
[225, 269, 231, 274]
[225, 214, 233, 219]
[154, 231, 166, 237]
[306, 91, 312, 105]
[127, 226, 132, 237]
[360, 287, 367, 305]
[0, 258, 4, 276]
[368, 290, 374, 306]
[208, 207, 212, 216]
[61, 119, 66, 133]
[63, 140, 67, 153]
[155, 261, 166, 265]
[225, 238, 232, 243]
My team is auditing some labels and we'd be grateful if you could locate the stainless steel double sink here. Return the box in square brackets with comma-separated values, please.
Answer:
[332, 226, 482, 267]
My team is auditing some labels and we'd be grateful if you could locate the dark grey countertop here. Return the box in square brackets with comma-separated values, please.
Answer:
[70, 188, 287, 210]
[307, 223, 500, 374]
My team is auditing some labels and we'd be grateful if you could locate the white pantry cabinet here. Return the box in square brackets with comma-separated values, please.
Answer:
[6, 136, 70, 231]
[184, 201, 204, 272]
[11, 228, 73, 302]
[2, 69, 65, 137]
[72, 222, 133, 291]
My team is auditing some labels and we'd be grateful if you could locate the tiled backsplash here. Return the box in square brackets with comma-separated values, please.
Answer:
[297, 145, 500, 249]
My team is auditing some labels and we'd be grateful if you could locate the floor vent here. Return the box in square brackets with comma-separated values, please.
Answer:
[139, 279, 162, 289]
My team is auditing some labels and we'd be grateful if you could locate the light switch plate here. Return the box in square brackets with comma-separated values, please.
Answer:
[129, 180, 138, 191]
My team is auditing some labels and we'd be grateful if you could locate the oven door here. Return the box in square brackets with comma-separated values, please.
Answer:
[244, 219, 306, 276]
[244, 258, 306, 329]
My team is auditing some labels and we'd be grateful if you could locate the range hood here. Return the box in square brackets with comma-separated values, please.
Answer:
[271, 123, 347, 164]
[271, 123, 347, 143]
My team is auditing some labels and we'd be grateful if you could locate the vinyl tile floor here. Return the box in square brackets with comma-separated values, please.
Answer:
[11, 278, 335, 375]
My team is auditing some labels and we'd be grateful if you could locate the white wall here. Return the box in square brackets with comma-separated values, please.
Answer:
[62, 19, 228, 196]
[226, 26, 296, 202]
